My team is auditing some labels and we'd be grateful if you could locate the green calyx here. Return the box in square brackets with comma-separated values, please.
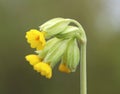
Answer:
[43, 39, 69, 68]
[39, 18, 86, 44]
[36, 37, 60, 58]
[39, 18, 71, 39]
[56, 26, 79, 39]
[61, 38, 80, 72]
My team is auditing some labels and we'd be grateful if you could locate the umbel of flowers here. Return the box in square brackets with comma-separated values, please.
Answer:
[25, 18, 87, 79]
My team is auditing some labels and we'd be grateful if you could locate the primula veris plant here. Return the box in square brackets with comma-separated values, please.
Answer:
[25, 18, 87, 94]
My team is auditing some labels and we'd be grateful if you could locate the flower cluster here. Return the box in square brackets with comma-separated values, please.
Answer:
[25, 18, 86, 79]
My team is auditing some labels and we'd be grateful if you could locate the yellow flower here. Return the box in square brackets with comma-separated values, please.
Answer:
[25, 54, 41, 65]
[34, 62, 52, 79]
[58, 63, 71, 73]
[25, 29, 46, 50]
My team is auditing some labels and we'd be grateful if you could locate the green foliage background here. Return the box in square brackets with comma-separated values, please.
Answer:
[0, 0, 120, 94]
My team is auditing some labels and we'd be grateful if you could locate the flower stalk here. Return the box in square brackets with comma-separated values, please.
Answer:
[71, 19, 87, 94]
[80, 43, 87, 94]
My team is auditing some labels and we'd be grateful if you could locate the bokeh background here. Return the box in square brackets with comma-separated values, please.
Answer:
[0, 0, 120, 94]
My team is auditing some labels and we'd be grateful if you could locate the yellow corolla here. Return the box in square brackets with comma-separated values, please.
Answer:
[34, 62, 52, 79]
[25, 54, 41, 65]
[25, 29, 46, 50]
[58, 63, 71, 73]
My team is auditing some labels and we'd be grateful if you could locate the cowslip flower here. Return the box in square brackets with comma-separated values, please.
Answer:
[25, 17, 87, 80]
[34, 62, 52, 79]
[25, 54, 52, 79]
[25, 29, 46, 50]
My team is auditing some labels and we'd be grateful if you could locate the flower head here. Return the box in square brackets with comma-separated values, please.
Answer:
[34, 62, 52, 79]
[25, 18, 87, 79]
[25, 29, 46, 50]
[25, 54, 41, 65]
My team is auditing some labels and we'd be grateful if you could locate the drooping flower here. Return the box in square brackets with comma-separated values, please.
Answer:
[34, 62, 52, 79]
[25, 29, 46, 50]
[25, 18, 86, 79]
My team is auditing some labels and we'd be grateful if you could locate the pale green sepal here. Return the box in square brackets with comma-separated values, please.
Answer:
[43, 39, 69, 68]
[40, 18, 71, 38]
[56, 26, 80, 39]
[40, 18, 64, 29]
[62, 38, 80, 72]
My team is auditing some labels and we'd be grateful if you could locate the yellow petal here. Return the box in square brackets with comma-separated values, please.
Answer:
[25, 29, 46, 50]
[34, 62, 52, 79]
[25, 54, 41, 65]
[59, 63, 71, 73]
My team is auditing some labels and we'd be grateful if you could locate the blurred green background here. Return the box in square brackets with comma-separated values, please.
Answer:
[0, 0, 120, 94]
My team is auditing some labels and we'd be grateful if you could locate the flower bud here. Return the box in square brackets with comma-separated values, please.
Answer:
[39, 18, 71, 38]
[61, 38, 80, 72]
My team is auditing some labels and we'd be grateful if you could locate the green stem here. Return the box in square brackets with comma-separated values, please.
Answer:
[80, 43, 87, 94]
[69, 19, 87, 43]
[69, 19, 87, 94]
